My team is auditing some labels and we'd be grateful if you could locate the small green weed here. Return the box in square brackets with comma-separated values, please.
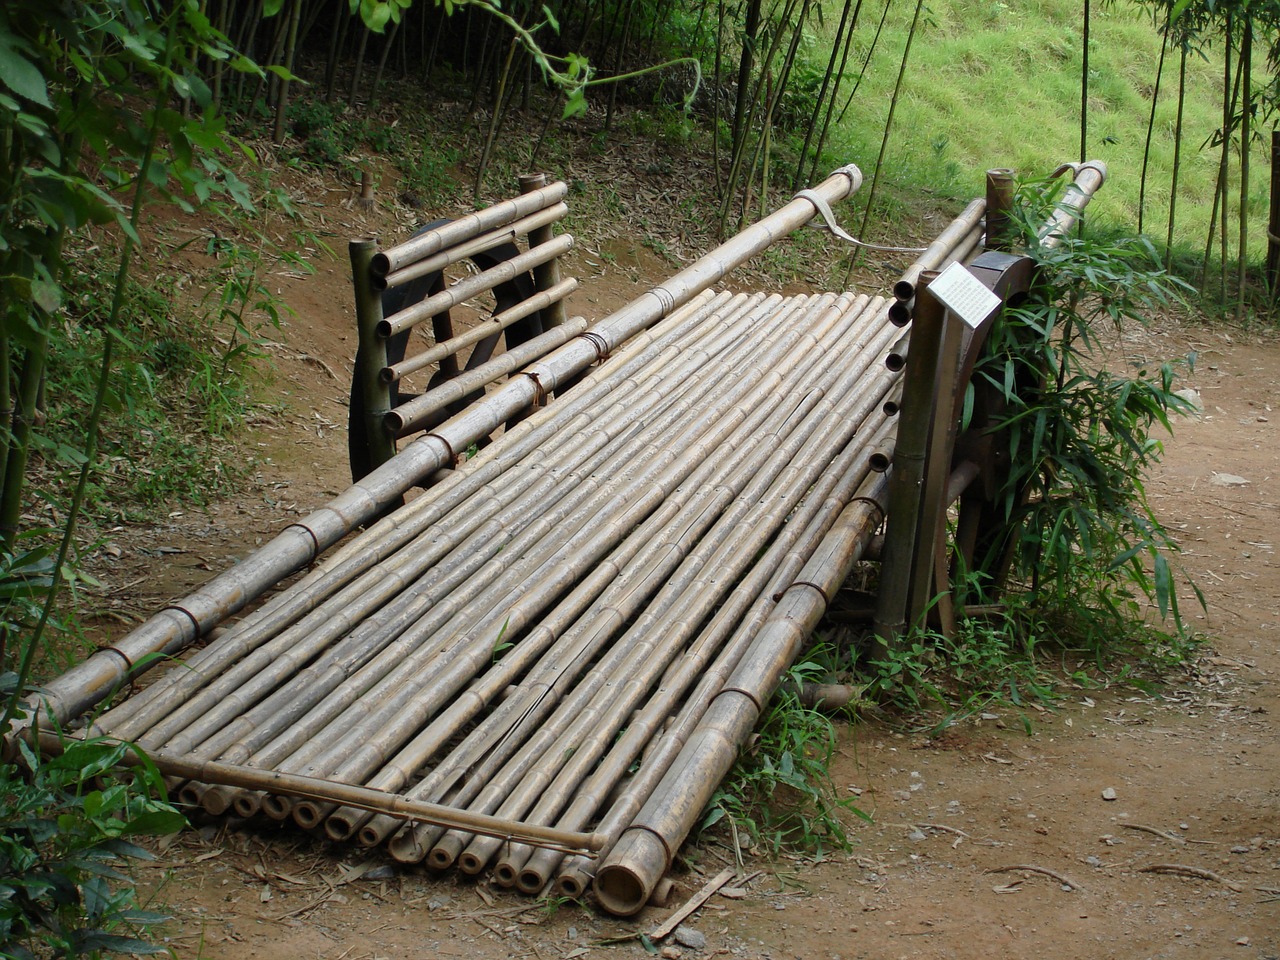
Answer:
[701, 656, 869, 856]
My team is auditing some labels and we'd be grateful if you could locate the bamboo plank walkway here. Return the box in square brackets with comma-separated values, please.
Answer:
[16, 161, 1105, 915]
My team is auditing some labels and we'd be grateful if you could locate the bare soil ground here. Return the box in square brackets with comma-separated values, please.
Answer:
[77, 159, 1279, 960]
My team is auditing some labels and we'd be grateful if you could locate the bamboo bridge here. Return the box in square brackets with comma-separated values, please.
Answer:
[12, 160, 1105, 916]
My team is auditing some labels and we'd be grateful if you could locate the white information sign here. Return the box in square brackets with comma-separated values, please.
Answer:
[928, 261, 1002, 329]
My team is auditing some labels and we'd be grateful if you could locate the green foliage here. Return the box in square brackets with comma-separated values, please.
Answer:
[0, 735, 186, 960]
[701, 655, 869, 856]
[862, 601, 1063, 731]
[973, 180, 1202, 630]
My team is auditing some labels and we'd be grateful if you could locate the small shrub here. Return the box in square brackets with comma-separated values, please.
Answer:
[0, 734, 187, 960]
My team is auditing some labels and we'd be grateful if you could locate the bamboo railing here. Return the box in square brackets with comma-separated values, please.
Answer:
[12, 161, 1108, 915]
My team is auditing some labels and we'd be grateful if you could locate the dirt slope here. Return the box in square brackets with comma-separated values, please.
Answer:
[82, 164, 1279, 960]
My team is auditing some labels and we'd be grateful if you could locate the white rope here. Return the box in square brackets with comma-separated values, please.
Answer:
[793, 187, 928, 254]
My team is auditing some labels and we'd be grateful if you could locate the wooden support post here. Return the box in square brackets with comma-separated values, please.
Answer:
[350, 238, 397, 474]
[985, 168, 1016, 252]
[520, 172, 568, 329]
[873, 272, 944, 655]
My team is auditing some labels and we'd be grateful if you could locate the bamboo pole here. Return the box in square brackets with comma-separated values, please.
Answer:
[371, 181, 570, 276]
[377, 203, 569, 292]
[1267, 131, 1280, 297]
[379, 234, 574, 339]
[1038, 161, 1107, 248]
[383, 278, 579, 383]
[387, 317, 590, 436]
[161, 295, 773, 778]
[893, 201, 986, 300]
[594, 470, 891, 915]
[351, 237, 398, 473]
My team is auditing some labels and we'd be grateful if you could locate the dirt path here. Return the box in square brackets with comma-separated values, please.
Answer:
[83, 175, 1279, 959]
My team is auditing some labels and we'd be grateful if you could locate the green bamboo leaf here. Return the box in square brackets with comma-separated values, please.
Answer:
[0, 30, 50, 107]
[1152, 552, 1172, 617]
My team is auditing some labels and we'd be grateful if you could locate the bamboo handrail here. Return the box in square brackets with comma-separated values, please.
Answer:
[371, 181, 569, 276]
[378, 233, 575, 339]
[383, 277, 579, 383]
[376, 202, 569, 292]
[387, 317, 590, 436]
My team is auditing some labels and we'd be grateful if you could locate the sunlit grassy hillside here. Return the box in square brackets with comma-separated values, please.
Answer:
[818, 0, 1272, 263]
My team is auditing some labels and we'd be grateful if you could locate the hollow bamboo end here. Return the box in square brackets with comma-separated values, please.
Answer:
[369, 250, 392, 277]
[232, 791, 264, 819]
[594, 863, 650, 917]
[492, 862, 519, 887]
[517, 867, 545, 895]
[326, 813, 358, 842]
[177, 781, 205, 809]
[892, 279, 914, 301]
[261, 794, 293, 821]
[887, 300, 912, 327]
[293, 801, 325, 830]
[427, 845, 457, 870]
[556, 865, 590, 899]
[458, 851, 487, 875]
[885, 353, 906, 373]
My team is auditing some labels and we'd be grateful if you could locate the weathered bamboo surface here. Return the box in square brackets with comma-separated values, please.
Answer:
[18, 162, 1107, 912]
